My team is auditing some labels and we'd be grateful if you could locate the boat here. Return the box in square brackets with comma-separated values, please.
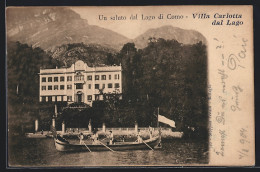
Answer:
[51, 127, 161, 152]
[25, 133, 48, 138]
[54, 135, 161, 152]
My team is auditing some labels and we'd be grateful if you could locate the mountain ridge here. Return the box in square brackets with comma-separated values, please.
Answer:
[6, 7, 207, 52]
[133, 25, 207, 49]
[6, 7, 129, 51]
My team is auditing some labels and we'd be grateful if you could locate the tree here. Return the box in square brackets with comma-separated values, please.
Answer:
[106, 53, 115, 65]
[116, 43, 139, 101]
[7, 41, 53, 132]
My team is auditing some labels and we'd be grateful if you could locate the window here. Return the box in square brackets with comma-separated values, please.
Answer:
[88, 84, 91, 89]
[55, 96, 57, 102]
[48, 77, 52, 82]
[42, 96, 46, 102]
[114, 74, 120, 80]
[76, 84, 83, 89]
[48, 96, 52, 102]
[48, 86, 52, 90]
[102, 84, 105, 89]
[54, 77, 58, 82]
[67, 76, 72, 81]
[115, 83, 120, 88]
[87, 95, 92, 101]
[101, 75, 106, 80]
[109, 75, 111, 80]
[60, 76, 64, 82]
[67, 85, 72, 89]
[95, 95, 99, 101]
[95, 75, 99, 80]
[87, 75, 92, 80]
[67, 96, 72, 102]
[42, 77, 46, 82]
[108, 83, 113, 88]
[75, 75, 84, 81]
[61, 96, 63, 102]
[95, 84, 99, 89]
[42, 86, 46, 90]
[60, 85, 64, 90]
[54, 85, 58, 90]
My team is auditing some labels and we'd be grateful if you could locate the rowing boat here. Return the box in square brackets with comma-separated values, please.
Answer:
[54, 135, 160, 152]
[51, 127, 161, 152]
[25, 133, 47, 138]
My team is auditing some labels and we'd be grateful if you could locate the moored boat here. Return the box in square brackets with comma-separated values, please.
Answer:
[25, 133, 48, 138]
[51, 127, 161, 152]
[54, 135, 161, 152]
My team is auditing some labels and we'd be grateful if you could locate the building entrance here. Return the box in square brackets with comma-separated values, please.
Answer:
[76, 92, 83, 103]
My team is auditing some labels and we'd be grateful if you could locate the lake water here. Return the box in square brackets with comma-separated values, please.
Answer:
[8, 136, 208, 167]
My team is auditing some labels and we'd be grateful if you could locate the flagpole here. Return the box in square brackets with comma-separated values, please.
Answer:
[157, 107, 159, 128]
[157, 107, 162, 148]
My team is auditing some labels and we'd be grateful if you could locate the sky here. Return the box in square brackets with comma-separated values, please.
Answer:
[70, 6, 198, 39]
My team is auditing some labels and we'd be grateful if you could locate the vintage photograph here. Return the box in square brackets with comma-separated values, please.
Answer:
[9, 6, 254, 167]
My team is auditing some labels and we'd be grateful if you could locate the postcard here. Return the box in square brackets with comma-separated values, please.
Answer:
[6, 5, 254, 166]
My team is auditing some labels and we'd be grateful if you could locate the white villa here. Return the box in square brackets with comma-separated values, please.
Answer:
[39, 60, 122, 106]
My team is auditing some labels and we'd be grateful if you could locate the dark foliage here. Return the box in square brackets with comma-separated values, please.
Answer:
[7, 41, 54, 133]
[51, 42, 117, 67]
[113, 39, 208, 130]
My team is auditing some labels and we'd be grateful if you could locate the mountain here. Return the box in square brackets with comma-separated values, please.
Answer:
[6, 7, 130, 51]
[6, 8, 207, 52]
[133, 25, 207, 49]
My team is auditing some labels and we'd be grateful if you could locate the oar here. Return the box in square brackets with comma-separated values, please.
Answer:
[100, 138, 107, 141]
[98, 140, 115, 152]
[83, 141, 92, 152]
[142, 140, 154, 151]
[78, 136, 91, 152]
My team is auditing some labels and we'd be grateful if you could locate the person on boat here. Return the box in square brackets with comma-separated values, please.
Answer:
[148, 126, 153, 139]
[108, 130, 114, 145]
[92, 128, 99, 145]
[41, 130, 44, 135]
[137, 129, 143, 143]
[79, 132, 84, 145]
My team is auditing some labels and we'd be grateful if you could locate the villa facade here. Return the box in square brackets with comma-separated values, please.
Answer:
[39, 60, 122, 106]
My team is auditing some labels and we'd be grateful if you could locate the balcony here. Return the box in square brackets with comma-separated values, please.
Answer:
[74, 75, 85, 84]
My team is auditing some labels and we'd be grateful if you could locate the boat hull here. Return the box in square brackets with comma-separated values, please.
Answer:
[25, 133, 47, 138]
[54, 137, 160, 152]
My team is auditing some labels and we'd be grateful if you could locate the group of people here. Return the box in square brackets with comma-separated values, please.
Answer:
[79, 129, 114, 145]
[79, 127, 153, 145]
